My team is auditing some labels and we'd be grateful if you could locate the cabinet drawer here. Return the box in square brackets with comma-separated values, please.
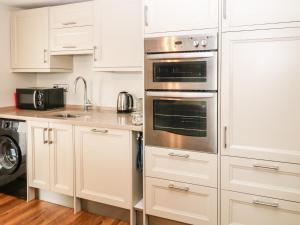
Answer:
[146, 146, 217, 187]
[221, 190, 300, 225]
[50, 26, 93, 54]
[146, 177, 217, 225]
[50, 1, 94, 29]
[221, 156, 300, 202]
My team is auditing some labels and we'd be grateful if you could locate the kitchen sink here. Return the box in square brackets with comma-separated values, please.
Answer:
[53, 113, 81, 118]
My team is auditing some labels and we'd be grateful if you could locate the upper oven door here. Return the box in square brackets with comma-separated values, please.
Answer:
[145, 91, 217, 153]
[145, 52, 218, 91]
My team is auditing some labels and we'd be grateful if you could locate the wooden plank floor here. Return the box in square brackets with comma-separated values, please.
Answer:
[0, 194, 129, 225]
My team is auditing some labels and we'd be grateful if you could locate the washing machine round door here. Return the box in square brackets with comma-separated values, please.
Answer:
[0, 136, 22, 175]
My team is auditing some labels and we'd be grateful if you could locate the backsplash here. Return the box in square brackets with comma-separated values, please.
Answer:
[36, 55, 143, 108]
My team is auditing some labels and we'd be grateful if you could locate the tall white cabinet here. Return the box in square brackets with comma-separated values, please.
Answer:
[221, 28, 300, 164]
[93, 0, 143, 71]
[11, 8, 72, 72]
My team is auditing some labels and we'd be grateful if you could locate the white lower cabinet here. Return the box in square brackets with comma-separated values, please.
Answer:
[221, 156, 300, 202]
[221, 190, 300, 225]
[146, 177, 217, 225]
[27, 121, 73, 196]
[146, 146, 217, 188]
[75, 126, 132, 209]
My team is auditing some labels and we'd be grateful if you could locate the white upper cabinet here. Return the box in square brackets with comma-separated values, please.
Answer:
[222, 0, 300, 31]
[11, 8, 72, 72]
[93, 0, 143, 71]
[50, 1, 94, 55]
[144, 0, 218, 36]
[221, 28, 300, 164]
[50, 1, 94, 29]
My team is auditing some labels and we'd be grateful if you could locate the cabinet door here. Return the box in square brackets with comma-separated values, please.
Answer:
[145, 146, 218, 188]
[222, 0, 300, 31]
[27, 121, 50, 190]
[221, 28, 300, 164]
[50, 1, 94, 29]
[11, 8, 49, 69]
[146, 177, 217, 225]
[75, 126, 131, 209]
[144, 0, 218, 35]
[221, 156, 300, 202]
[221, 190, 300, 225]
[49, 123, 74, 196]
[50, 26, 93, 54]
[93, 0, 143, 71]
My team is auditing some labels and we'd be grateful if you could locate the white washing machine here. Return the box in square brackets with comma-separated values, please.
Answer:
[0, 119, 27, 200]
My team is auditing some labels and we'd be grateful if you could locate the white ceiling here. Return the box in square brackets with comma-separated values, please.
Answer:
[0, 0, 90, 8]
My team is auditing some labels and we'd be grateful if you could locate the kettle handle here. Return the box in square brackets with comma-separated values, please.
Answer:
[129, 94, 134, 110]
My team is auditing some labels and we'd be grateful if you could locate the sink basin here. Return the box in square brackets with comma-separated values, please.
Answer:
[53, 113, 81, 118]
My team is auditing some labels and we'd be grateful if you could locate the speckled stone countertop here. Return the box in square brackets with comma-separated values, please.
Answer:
[0, 106, 143, 132]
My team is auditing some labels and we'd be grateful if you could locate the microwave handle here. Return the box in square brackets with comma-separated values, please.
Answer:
[146, 52, 215, 60]
[146, 91, 215, 98]
[33, 90, 37, 109]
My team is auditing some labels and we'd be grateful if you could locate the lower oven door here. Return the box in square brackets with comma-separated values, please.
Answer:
[145, 91, 217, 153]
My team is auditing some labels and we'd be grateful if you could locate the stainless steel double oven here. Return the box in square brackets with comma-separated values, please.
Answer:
[145, 35, 218, 154]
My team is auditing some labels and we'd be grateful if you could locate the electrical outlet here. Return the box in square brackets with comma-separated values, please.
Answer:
[53, 84, 69, 92]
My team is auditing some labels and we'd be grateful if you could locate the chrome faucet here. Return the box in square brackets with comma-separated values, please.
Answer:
[74, 76, 92, 111]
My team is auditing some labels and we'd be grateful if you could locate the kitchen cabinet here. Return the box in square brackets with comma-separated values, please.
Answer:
[50, 1, 94, 55]
[11, 8, 72, 72]
[146, 177, 218, 225]
[221, 156, 300, 202]
[145, 146, 218, 188]
[221, 190, 300, 225]
[144, 0, 218, 36]
[222, 0, 300, 32]
[221, 27, 300, 164]
[50, 1, 94, 29]
[27, 121, 74, 196]
[75, 126, 132, 209]
[93, 0, 143, 71]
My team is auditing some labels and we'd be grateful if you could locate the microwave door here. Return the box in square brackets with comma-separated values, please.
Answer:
[145, 52, 218, 91]
[145, 91, 217, 153]
[16, 90, 37, 110]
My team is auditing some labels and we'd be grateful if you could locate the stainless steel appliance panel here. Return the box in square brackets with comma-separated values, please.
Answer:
[145, 91, 217, 153]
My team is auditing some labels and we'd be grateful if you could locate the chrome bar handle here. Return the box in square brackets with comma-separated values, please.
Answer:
[43, 49, 47, 63]
[223, 0, 227, 19]
[91, 129, 108, 134]
[33, 90, 37, 109]
[253, 163, 279, 171]
[224, 126, 228, 148]
[168, 152, 190, 159]
[62, 22, 77, 26]
[43, 128, 48, 144]
[48, 128, 53, 145]
[253, 199, 279, 208]
[168, 183, 190, 192]
[146, 91, 215, 98]
[62, 46, 77, 49]
[144, 5, 149, 26]
[93, 46, 97, 62]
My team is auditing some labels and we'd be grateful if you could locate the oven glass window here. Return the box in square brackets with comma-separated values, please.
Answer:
[153, 100, 207, 137]
[153, 61, 207, 82]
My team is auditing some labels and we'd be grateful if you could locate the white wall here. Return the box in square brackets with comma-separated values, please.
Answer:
[0, 4, 36, 107]
[36, 55, 143, 108]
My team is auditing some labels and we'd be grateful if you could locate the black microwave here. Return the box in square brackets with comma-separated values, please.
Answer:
[16, 88, 65, 110]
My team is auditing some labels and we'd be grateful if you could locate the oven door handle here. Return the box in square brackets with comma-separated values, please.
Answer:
[146, 91, 215, 98]
[146, 52, 215, 60]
